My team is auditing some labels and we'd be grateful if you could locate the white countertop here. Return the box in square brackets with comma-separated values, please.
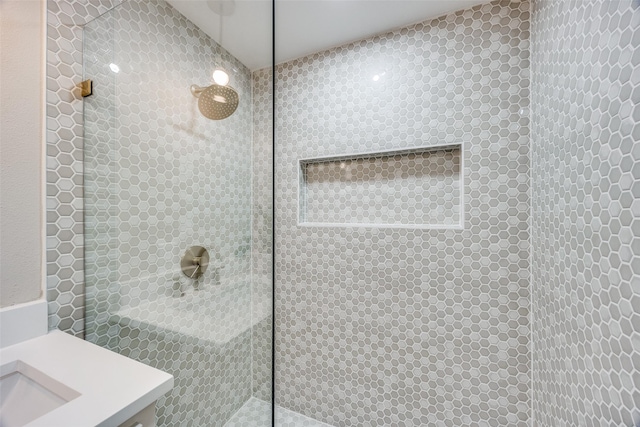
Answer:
[0, 330, 173, 427]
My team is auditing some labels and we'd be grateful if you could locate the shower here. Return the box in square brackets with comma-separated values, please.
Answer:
[81, 1, 266, 424]
[189, 0, 240, 121]
[39, 0, 640, 425]
[190, 80, 239, 120]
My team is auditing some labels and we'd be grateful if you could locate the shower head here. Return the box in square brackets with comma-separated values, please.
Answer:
[190, 84, 239, 120]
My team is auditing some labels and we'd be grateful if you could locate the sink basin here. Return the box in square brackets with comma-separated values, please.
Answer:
[0, 331, 173, 427]
[0, 360, 80, 427]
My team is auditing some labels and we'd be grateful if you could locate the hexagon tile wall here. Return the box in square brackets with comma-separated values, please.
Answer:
[531, 0, 640, 425]
[81, 0, 256, 425]
[46, 0, 123, 335]
[265, 0, 531, 425]
[45, 0, 640, 425]
[252, 67, 275, 403]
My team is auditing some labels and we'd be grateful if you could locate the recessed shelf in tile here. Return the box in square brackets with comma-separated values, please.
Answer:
[298, 144, 463, 229]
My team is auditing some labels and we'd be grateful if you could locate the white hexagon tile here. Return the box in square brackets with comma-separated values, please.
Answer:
[265, 0, 530, 425]
[44, 0, 640, 426]
[47, 0, 123, 336]
[531, 0, 640, 425]
[252, 66, 274, 403]
[82, 0, 258, 425]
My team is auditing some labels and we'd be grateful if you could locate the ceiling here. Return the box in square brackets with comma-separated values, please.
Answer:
[167, 0, 491, 71]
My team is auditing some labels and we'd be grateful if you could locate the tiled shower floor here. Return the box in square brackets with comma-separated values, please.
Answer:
[224, 397, 334, 427]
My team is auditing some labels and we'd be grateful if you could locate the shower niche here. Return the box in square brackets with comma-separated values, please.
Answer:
[298, 143, 463, 229]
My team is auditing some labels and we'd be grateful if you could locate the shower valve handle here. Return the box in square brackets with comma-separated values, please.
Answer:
[180, 246, 209, 280]
[189, 259, 201, 279]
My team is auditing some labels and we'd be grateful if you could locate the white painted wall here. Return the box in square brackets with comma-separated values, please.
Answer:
[0, 0, 45, 307]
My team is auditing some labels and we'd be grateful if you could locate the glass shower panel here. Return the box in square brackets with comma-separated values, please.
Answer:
[83, 1, 273, 426]
[84, 9, 117, 353]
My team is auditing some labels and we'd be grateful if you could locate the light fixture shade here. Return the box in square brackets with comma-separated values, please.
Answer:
[212, 68, 229, 86]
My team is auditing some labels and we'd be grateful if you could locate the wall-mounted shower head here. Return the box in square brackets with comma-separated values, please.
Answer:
[190, 83, 238, 120]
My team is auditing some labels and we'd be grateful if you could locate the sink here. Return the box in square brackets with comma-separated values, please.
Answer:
[0, 330, 173, 427]
[0, 360, 80, 427]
